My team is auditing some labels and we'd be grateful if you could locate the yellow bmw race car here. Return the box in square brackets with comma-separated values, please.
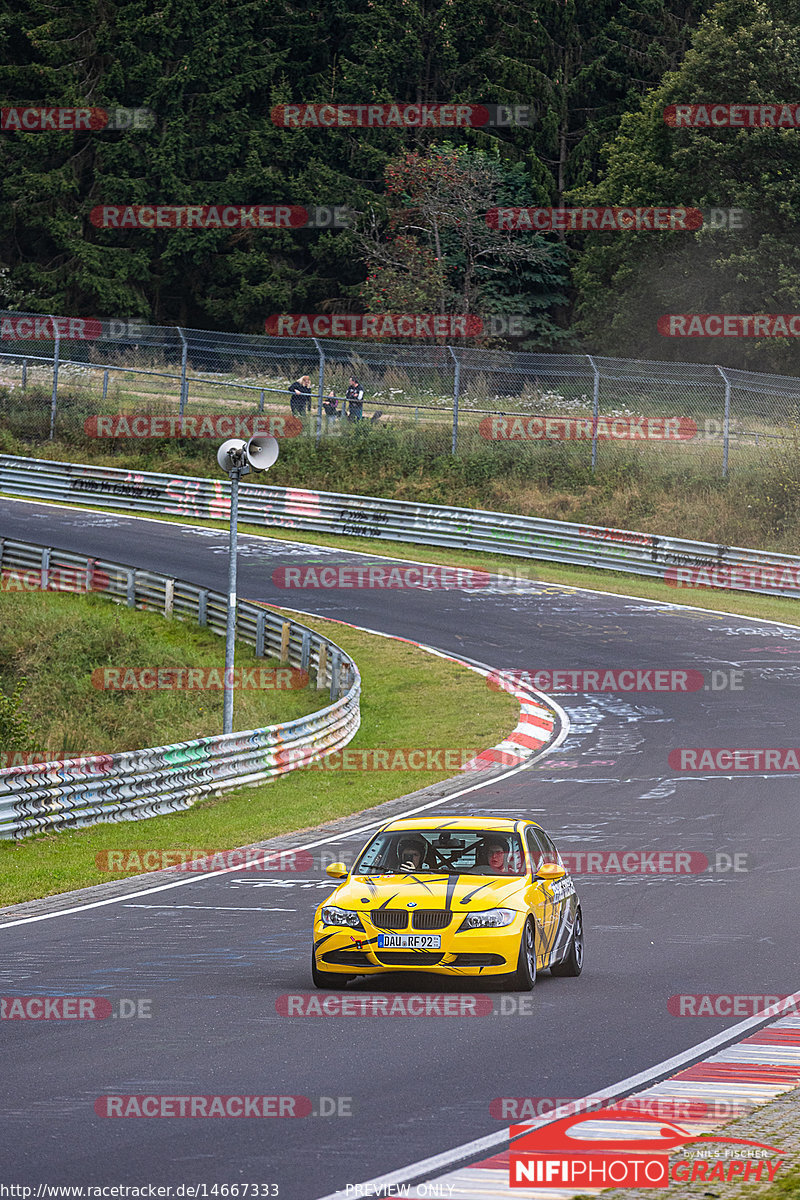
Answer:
[312, 816, 583, 990]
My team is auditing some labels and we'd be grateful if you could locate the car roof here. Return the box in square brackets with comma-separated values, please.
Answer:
[379, 815, 542, 834]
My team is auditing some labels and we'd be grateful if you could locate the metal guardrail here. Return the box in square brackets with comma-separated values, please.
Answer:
[2, 455, 799, 600]
[0, 536, 360, 839]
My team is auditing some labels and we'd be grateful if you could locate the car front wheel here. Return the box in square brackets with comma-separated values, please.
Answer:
[494, 917, 537, 991]
[550, 908, 584, 977]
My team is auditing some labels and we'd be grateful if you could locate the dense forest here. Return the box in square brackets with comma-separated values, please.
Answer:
[3, 0, 800, 369]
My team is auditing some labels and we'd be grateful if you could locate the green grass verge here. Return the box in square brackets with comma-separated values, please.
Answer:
[0, 588, 322, 762]
[0, 606, 519, 907]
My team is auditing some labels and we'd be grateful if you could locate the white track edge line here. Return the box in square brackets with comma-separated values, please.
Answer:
[312, 990, 800, 1200]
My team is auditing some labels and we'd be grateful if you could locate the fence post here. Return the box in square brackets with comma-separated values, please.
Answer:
[313, 337, 325, 445]
[716, 365, 731, 478]
[448, 346, 460, 455]
[259, 389, 265, 414]
[177, 327, 188, 415]
[586, 354, 600, 473]
[21, 360, 27, 389]
[49, 320, 60, 440]
[102, 369, 109, 402]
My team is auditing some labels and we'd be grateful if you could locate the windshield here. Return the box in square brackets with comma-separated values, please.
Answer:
[353, 828, 526, 876]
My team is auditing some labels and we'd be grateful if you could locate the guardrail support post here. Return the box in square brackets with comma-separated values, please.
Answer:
[49, 323, 60, 441]
[448, 346, 460, 455]
[126, 570, 136, 607]
[300, 631, 310, 672]
[256, 610, 266, 657]
[329, 649, 341, 701]
[198, 589, 208, 626]
[164, 578, 175, 617]
[586, 354, 600, 474]
[312, 337, 325, 445]
[177, 327, 189, 415]
[716, 365, 731, 478]
[280, 621, 291, 664]
[317, 642, 328, 688]
[40, 547, 50, 590]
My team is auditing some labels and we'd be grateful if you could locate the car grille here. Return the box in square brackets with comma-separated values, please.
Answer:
[375, 952, 445, 966]
[369, 909, 408, 930]
[411, 910, 451, 930]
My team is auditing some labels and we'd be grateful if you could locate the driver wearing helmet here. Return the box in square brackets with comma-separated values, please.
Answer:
[397, 835, 427, 872]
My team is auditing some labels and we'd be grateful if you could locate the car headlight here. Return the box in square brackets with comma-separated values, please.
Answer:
[458, 908, 518, 930]
[320, 905, 363, 929]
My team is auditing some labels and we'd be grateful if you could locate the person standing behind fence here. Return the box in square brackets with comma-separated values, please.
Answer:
[288, 374, 312, 416]
[345, 376, 364, 421]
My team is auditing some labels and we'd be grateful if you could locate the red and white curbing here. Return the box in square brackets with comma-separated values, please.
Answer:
[422, 1011, 800, 1198]
[261, 604, 564, 770]
[467, 682, 558, 770]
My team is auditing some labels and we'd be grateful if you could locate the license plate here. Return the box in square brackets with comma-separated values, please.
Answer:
[377, 934, 441, 949]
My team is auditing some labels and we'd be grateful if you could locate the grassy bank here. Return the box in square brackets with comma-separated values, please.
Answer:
[0, 605, 519, 906]
[0, 589, 324, 763]
[3, 384, 800, 554]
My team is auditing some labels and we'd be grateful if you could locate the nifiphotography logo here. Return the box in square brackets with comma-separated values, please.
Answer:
[509, 1106, 785, 1188]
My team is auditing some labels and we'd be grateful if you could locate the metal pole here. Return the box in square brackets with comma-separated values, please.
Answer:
[716, 365, 731, 478]
[102, 369, 109, 402]
[448, 345, 460, 455]
[21, 361, 27, 389]
[177, 327, 188, 415]
[223, 468, 240, 734]
[313, 336, 325, 445]
[49, 322, 60, 440]
[586, 354, 600, 473]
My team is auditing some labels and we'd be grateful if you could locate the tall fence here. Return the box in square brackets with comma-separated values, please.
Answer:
[0, 537, 361, 838]
[2, 310, 800, 477]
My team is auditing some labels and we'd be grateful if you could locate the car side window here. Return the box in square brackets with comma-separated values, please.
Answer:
[525, 827, 545, 874]
[537, 829, 563, 867]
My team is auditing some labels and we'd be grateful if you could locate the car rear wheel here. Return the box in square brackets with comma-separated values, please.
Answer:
[550, 908, 584, 977]
[311, 948, 354, 989]
[494, 917, 537, 991]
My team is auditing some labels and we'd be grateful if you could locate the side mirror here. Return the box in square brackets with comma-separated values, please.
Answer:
[326, 862, 349, 879]
[536, 862, 566, 882]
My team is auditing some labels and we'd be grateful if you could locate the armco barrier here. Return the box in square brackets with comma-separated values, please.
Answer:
[2, 455, 800, 599]
[0, 538, 360, 839]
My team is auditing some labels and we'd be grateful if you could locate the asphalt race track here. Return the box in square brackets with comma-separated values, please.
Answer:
[2, 497, 799, 1196]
